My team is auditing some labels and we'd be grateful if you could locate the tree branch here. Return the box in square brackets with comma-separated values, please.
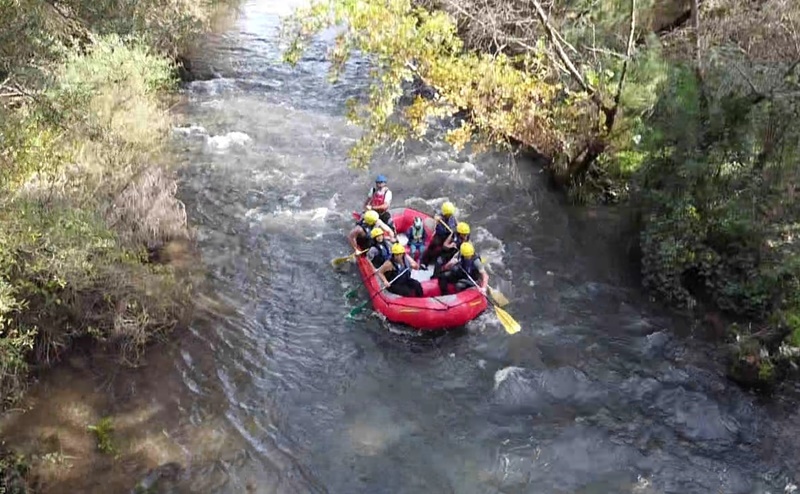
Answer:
[607, 0, 636, 132]
[529, 0, 593, 95]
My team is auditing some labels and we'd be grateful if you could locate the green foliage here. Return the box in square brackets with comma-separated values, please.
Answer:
[282, 0, 569, 167]
[87, 417, 116, 455]
[0, 0, 219, 409]
[0, 447, 29, 494]
[637, 60, 800, 326]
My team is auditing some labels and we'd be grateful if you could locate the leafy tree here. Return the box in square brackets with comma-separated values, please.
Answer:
[282, 0, 575, 166]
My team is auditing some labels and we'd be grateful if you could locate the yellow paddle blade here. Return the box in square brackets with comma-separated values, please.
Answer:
[494, 305, 521, 334]
[331, 249, 366, 267]
[331, 255, 354, 267]
[488, 287, 509, 307]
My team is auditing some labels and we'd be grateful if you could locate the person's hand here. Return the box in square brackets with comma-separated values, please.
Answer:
[365, 205, 372, 210]
[479, 286, 487, 295]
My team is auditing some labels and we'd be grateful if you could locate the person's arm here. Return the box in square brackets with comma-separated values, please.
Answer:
[348, 227, 361, 251]
[376, 261, 392, 286]
[406, 254, 419, 270]
[443, 234, 456, 249]
[442, 255, 458, 272]
[364, 188, 373, 209]
[476, 261, 489, 292]
[479, 269, 489, 290]
[376, 220, 395, 240]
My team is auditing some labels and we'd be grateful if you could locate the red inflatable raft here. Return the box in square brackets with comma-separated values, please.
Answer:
[351, 207, 488, 330]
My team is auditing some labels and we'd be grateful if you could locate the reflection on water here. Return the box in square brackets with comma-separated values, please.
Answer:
[3, 0, 800, 493]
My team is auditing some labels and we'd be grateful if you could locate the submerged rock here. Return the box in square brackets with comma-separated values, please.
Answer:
[130, 462, 184, 494]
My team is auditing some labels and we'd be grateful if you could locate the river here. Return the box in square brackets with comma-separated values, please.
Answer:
[3, 0, 800, 492]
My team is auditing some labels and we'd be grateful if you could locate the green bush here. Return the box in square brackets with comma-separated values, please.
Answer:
[0, 13, 210, 407]
[637, 62, 800, 325]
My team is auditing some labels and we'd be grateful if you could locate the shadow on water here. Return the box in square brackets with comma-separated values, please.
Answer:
[4, 0, 800, 493]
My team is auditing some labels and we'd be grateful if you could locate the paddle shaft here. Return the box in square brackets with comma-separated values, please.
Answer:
[435, 216, 453, 234]
[458, 265, 487, 298]
[358, 267, 410, 307]
[458, 265, 520, 334]
[376, 267, 409, 293]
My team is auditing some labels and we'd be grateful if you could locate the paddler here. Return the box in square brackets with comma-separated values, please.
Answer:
[367, 227, 393, 268]
[420, 200, 458, 270]
[376, 242, 423, 297]
[348, 210, 394, 251]
[405, 216, 427, 262]
[437, 242, 488, 296]
[434, 221, 471, 277]
[363, 174, 395, 232]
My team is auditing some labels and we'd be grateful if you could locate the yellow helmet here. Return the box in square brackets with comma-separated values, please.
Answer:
[441, 201, 455, 216]
[456, 222, 470, 235]
[371, 227, 384, 239]
[364, 210, 379, 225]
[391, 243, 405, 255]
[460, 242, 475, 258]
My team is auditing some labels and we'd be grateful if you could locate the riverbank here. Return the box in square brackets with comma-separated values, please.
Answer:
[0, 1, 239, 490]
[282, 0, 800, 390]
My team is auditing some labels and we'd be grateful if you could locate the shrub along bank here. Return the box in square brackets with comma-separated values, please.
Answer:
[0, 0, 230, 413]
[282, 0, 800, 389]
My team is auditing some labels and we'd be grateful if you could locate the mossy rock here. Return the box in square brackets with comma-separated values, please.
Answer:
[726, 343, 777, 392]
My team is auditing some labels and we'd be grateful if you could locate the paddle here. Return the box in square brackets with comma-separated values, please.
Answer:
[435, 216, 453, 234]
[436, 217, 509, 307]
[331, 248, 368, 267]
[487, 286, 509, 307]
[347, 268, 410, 317]
[458, 266, 520, 334]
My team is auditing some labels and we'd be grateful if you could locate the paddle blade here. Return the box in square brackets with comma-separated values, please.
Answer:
[347, 300, 369, 317]
[345, 288, 359, 299]
[331, 249, 367, 267]
[488, 287, 509, 307]
[331, 255, 353, 267]
[494, 305, 521, 334]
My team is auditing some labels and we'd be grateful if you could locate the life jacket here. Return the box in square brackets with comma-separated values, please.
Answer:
[459, 254, 480, 279]
[435, 215, 457, 238]
[454, 233, 470, 250]
[410, 224, 425, 243]
[357, 219, 371, 236]
[373, 240, 392, 265]
[390, 255, 411, 282]
[369, 186, 389, 207]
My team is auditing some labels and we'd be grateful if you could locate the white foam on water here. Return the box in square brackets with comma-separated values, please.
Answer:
[172, 124, 208, 137]
[207, 131, 252, 150]
[246, 206, 332, 229]
[432, 161, 485, 183]
[282, 193, 305, 207]
[328, 193, 340, 211]
[200, 99, 225, 109]
[188, 77, 237, 95]
[404, 155, 430, 170]
[494, 366, 525, 390]
[472, 226, 506, 272]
